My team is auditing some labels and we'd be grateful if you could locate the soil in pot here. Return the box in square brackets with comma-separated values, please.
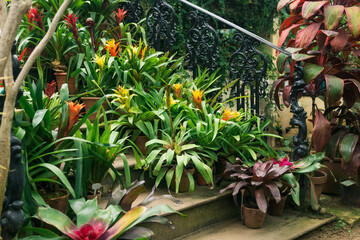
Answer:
[170, 168, 195, 193]
[242, 205, 266, 229]
[54, 72, 77, 95]
[42, 189, 70, 213]
[310, 170, 327, 201]
[81, 97, 109, 122]
[321, 157, 348, 195]
[268, 195, 288, 216]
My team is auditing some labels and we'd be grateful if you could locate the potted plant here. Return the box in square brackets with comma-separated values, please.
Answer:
[272, 0, 360, 201]
[220, 159, 292, 228]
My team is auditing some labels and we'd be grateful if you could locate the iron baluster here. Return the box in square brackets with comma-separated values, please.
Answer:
[147, 0, 177, 53]
[290, 63, 309, 161]
[124, 0, 143, 24]
[185, 11, 219, 79]
[229, 32, 268, 116]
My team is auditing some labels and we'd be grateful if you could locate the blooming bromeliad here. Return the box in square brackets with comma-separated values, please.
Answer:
[272, 156, 293, 167]
[104, 39, 120, 57]
[191, 89, 204, 110]
[64, 13, 82, 51]
[126, 39, 148, 59]
[26, 7, 44, 31]
[112, 85, 132, 112]
[63, 101, 85, 137]
[172, 83, 183, 99]
[114, 8, 127, 25]
[45, 80, 56, 108]
[94, 55, 106, 71]
[222, 108, 241, 121]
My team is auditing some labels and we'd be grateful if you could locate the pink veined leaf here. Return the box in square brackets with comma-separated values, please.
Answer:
[295, 22, 322, 49]
[312, 108, 331, 152]
[325, 130, 345, 160]
[266, 183, 281, 203]
[290, 0, 305, 12]
[278, 0, 293, 12]
[324, 5, 345, 30]
[330, 29, 348, 53]
[324, 74, 344, 106]
[279, 15, 303, 35]
[302, 1, 328, 20]
[345, 6, 360, 38]
[255, 188, 268, 213]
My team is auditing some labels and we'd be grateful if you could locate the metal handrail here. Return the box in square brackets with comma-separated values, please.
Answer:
[178, 0, 291, 56]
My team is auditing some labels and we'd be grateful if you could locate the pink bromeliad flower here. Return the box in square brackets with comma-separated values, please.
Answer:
[272, 156, 293, 167]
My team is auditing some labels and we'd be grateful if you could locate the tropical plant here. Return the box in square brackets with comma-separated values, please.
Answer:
[32, 187, 184, 240]
[220, 158, 292, 213]
[272, 0, 360, 157]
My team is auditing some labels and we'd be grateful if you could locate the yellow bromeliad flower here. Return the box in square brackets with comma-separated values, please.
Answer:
[169, 97, 176, 106]
[94, 55, 106, 70]
[191, 89, 204, 109]
[105, 39, 120, 56]
[222, 108, 242, 121]
[126, 38, 148, 59]
[172, 83, 183, 98]
[113, 85, 131, 111]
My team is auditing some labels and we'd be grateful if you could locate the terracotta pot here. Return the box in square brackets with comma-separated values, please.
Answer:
[54, 72, 77, 95]
[135, 135, 149, 155]
[170, 169, 195, 193]
[88, 191, 102, 204]
[81, 97, 109, 122]
[310, 170, 327, 201]
[196, 169, 212, 186]
[268, 195, 288, 216]
[242, 205, 266, 229]
[321, 157, 348, 194]
[340, 180, 360, 207]
[44, 189, 70, 213]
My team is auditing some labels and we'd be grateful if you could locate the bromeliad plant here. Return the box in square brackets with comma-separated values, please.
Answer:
[272, 0, 360, 155]
[34, 190, 184, 240]
[220, 158, 293, 213]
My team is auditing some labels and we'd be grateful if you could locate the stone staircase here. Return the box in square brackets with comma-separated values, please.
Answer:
[110, 155, 335, 240]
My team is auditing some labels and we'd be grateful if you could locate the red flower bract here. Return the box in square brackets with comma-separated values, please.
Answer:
[45, 80, 56, 99]
[114, 8, 127, 24]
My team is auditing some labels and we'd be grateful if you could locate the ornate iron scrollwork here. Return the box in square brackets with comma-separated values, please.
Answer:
[0, 44, 25, 240]
[290, 63, 309, 161]
[124, 0, 143, 24]
[186, 11, 219, 78]
[147, 0, 177, 53]
[229, 32, 268, 116]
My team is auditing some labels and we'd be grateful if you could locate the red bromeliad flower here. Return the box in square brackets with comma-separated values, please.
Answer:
[63, 101, 85, 137]
[114, 8, 127, 25]
[272, 156, 293, 167]
[70, 220, 108, 240]
[65, 13, 82, 51]
[45, 80, 56, 99]
[18, 48, 27, 62]
[26, 7, 44, 31]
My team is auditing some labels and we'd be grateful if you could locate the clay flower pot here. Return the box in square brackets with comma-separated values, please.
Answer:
[88, 191, 102, 204]
[54, 72, 77, 95]
[196, 169, 212, 186]
[310, 170, 327, 201]
[170, 168, 195, 193]
[135, 135, 149, 155]
[44, 189, 70, 213]
[242, 205, 266, 229]
[268, 195, 288, 216]
[81, 97, 109, 122]
[321, 157, 348, 194]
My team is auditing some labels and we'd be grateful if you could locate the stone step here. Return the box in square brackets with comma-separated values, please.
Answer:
[176, 209, 335, 240]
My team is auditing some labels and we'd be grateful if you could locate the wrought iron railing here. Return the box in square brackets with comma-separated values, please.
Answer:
[125, 0, 309, 161]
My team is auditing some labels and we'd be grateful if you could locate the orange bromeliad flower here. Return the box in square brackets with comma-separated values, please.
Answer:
[105, 39, 120, 57]
[64, 101, 85, 137]
[222, 108, 242, 121]
[172, 83, 183, 98]
[191, 89, 204, 109]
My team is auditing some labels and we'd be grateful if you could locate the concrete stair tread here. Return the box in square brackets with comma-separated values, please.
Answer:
[177, 210, 336, 240]
[113, 153, 138, 170]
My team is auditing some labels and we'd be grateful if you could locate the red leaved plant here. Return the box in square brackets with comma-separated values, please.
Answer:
[271, 1, 360, 170]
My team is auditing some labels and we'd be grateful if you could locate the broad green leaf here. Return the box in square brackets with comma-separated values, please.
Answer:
[292, 53, 315, 61]
[324, 74, 344, 106]
[276, 52, 290, 73]
[346, 7, 360, 37]
[37, 207, 76, 237]
[339, 134, 359, 163]
[304, 63, 324, 84]
[32, 110, 49, 128]
[69, 198, 86, 215]
[324, 5, 345, 30]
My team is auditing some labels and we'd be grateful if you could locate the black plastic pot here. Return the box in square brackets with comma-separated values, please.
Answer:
[340, 180, 360, 207]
